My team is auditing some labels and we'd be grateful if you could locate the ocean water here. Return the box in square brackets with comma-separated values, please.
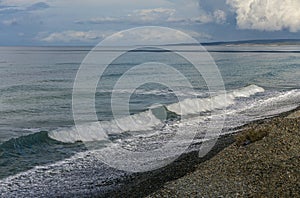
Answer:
[0, 45, 300, 196]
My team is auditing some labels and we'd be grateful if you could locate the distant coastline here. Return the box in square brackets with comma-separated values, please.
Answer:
[164, 39, 300, 47]
[202, 39, 300, 46]
[2, 39, 300, 48]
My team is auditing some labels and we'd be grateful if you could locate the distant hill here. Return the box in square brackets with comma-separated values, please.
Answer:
[201, 39, 300, 46]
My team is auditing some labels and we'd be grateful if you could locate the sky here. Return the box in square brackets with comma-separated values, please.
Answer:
[0, 0, 300, 46]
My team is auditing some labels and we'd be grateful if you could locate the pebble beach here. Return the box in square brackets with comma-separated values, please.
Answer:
[148, 107, 300, 197]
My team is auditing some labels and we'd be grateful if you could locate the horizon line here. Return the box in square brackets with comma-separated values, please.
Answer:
[1, 38, 300, 47]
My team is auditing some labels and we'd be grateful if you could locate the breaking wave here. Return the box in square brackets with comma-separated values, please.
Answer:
[48, 85, 265, 143]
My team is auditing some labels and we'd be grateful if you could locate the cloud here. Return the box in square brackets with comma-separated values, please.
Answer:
[39, 31, 112, 42]
[192, 13, 213, 24]
[41, 29, 184, 44]
[0, 1, 50, 14]
[37, 27, 199, 45]
[0, 0, 47, 7]
[76, 7, 226, 25]
[75, 8, 176, 25]
[213, 9, 226, 24]
[182, 29, 212, 40]
[39, 27, 213, 44]
[227, 0, 300, 32]
[27, 2, 49, 11]
[191, 9, 227, 24]
[75, 17, 122, 24]
[39, 27, 211, 45]
[0, 6, 20, 14]
[2, 18, 18, 25]
[102, 27, 210, 46]
[129, 8, 175, 22]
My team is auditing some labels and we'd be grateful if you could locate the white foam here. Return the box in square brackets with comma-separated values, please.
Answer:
[48, 85, 265, 143]
[167, 85, 265, 115]
[48, 110, 163, 143]
[238, 89, 300, 116]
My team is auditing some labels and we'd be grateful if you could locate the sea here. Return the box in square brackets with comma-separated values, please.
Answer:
[0, 45, 299, 196]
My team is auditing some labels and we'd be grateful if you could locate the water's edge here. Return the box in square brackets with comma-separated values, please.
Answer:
[90, 106, 300, 198]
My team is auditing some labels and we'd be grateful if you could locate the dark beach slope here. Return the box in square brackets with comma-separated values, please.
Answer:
[103, 107, 300, 198]
[148, 107, 300, 197]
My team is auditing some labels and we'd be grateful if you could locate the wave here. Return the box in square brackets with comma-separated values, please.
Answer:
[48, 85, 265, 143]
[0, 131, 84, 157]
[0, 131, 86, 179]
[0, 131, 53, 150]
[96, 88, 203, 97]
[48, 109, 166, 143]
[1, 85, 299, 180]
[167, 85, 264, 115]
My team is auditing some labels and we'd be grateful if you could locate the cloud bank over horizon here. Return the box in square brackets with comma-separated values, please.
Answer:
[0, 0, 299, 45]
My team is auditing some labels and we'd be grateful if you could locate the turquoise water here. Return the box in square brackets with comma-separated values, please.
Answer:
[0, 45, 300, 196]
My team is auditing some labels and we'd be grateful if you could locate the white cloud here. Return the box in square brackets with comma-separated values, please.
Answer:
[191, 9, 227, 24]
[101, 27, 209, 46]
[0, 0, 49, 7]
[76, 7, 226, 25]
[213, 10, 227, 24]
[107, 28, 188, 45]
[39, 28, 212, 44]
[76, 8, 176, 24]
[129, 8, 175, 22]
[40, 31, 112, 42]
[227, 0, 300, 32]
[0, 0, 50, 14]
[39, 28, 196, 45]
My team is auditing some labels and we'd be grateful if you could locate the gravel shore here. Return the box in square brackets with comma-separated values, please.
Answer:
[148, 107, 300, 197]
[101, 107, 300, 197]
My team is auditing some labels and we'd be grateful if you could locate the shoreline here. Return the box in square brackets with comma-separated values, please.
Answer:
[148, 106, 300, 197]
[102, 106, 300, 197]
